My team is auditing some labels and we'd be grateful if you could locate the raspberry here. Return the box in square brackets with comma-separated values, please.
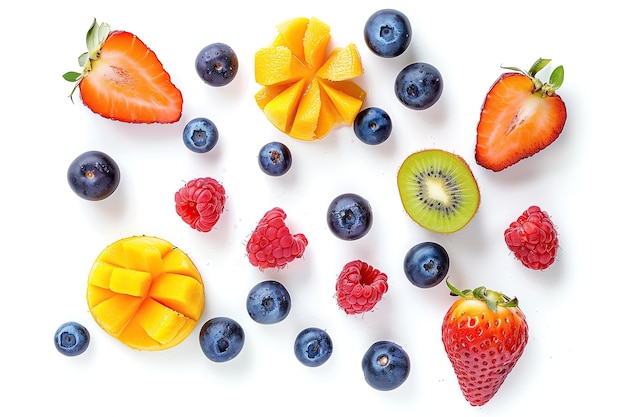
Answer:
[246, 207, 308, 270]
[504, 205, 558, 270]
[174, 177, 226, 232]
[335, 260, 388, 315]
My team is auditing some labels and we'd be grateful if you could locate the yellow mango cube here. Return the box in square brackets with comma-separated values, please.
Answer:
[108, 268, 152, 297]
[135, 298, 190, 345]
[90, 294, 143, 336]
[88, 261, 115, 289]
[149, 273, 204, 320]
[86, 285, 115, 307]
[121, 238, 164, 273]
[161, 248, 202, 281]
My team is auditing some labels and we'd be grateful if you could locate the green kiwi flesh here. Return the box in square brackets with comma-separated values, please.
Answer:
[397, 149, 480, 233]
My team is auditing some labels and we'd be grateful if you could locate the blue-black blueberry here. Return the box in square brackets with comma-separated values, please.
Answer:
[364, 9, 412, 58]
[54, 321, 90, 356]
[246, 280, 291, 325]
[294, 327, 333, 367]
[182, 117, 219, 153]
[195, 43, 238, 87]
[67, 150, 120, 201]
[362, 340, 410, 391]
[199, 317, 245, 362]
[395, 62, 443, 110]
[404, 242, 450, 288]
[327, 193, 373, 241]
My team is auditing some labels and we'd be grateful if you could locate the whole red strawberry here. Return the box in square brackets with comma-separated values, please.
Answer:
[174, 177, 226, 232]
[475, 58, 566, 171]
[246, 207, 308, 270]
[504, 205, 558, 270]
[335, 260, 388, 315]
[442, 280, 528, 407]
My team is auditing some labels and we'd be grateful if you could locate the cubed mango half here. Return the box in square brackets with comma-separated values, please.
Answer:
[86, 236, 205, 351]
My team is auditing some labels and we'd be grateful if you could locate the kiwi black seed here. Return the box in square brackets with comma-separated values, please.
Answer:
[397, 149, 480, 233]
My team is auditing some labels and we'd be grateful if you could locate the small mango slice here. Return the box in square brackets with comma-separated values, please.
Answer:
[255, 17, 365, 140]
[274, 17, 309, 62]
[302, 17, 330, 69]
[86, 236, 204, 351]
[290, 79, 323, 140]
[320, 81, 365, 124]
[254, 46, 307, 86]
[316, 44, 363, 81]
[262, 78, 306, 133]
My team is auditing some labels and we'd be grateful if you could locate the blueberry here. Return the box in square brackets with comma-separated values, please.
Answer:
[364, 9, 412, 58]
[395, 62, 443, 110]
[404, 242, 450, 288]
[54, 321, 90, 356]
[199, 317, 245, 362]
[258, 141, 292, 176]
[294, 327, 333, 367]
[246, 280, 291, 325]
[183, 117, 219, 153]
[327, 193, 373, 241]
[353, 107, 392, 145]
[362, 341, 410, 391]
[195, 43, 238, 87]
[67, 150, 120, 201]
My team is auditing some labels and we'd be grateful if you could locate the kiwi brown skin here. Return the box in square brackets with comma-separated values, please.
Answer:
[397, 149, 480, 234]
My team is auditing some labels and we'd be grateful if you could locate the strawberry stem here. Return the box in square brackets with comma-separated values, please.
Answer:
[63, 18, 111, 101]
[446, 279, 518, 312]
[501, 57, 564, 97]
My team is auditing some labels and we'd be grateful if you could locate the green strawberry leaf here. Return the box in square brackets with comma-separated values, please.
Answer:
[78, 52, 89, 67]
[549, 65, 565, 90]
[528, 58, 552, 77]
[62, 71, 81, 82]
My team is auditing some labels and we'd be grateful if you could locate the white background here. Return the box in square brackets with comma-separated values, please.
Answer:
[1, 1, 621, 415]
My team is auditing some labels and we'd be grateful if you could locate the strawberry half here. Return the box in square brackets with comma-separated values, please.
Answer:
[442, 280, 528, 406]
[63, 19, 183, 124]
[475, 58, 566, 171]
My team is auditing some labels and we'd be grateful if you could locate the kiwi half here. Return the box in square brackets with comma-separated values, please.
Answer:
[397, 149, 480, 233]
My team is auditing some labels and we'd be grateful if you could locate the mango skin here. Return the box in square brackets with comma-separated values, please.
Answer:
[87, 236, 205, 351]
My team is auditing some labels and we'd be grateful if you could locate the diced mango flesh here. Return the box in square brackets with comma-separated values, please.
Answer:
[320, 81, 365, 124]
[274, 17, 309, 62]
[108, 268, 152, 297]
[263, 78, 306, 132]
[316, 44, 363, 81]
[290, 79, 323, 140]
[255, 46, 307, 86]
[255, 17, 365, 140]
[87, 236, 204, 351]
[149, 273, 204, 320]
[302, 17, 330, 69]
[134, 298, 191, 345]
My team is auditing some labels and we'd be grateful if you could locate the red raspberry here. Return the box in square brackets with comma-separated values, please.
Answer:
[504, 205, 558, 270]
[335, 260, 388, 315]
[246, 207, 308, 270]
[174, 177, 226, 232]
